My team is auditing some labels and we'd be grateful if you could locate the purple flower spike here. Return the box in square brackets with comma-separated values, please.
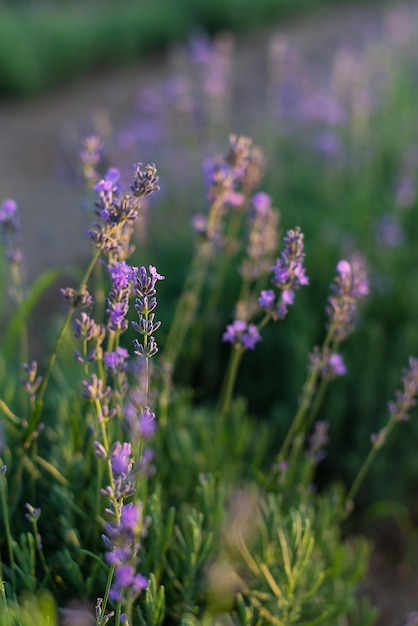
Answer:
[223, 320, 261, 350]
[327, 254, 369, 341]
[138, 407, 157, 438]
[259, 226, 308, 320]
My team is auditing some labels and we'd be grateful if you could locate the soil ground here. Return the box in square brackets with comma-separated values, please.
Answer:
[1, 1, 418, 623]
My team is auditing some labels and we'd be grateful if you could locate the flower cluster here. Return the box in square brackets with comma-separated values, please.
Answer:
[79, 134, 103, 186]
[73, 312, 106, 364]
[326, 254, 369, 341]
[388, 356, 418, 422]
[223, 320, 261, 350]
[106, 261, 136, 333]
[309, 347, 347, 380]
[306, 421, 330, 463]
[196, 135, 266, 246]
[258, 226, 309, 320]
[90, 164, 159, 258]
[61, 286, 93, 309]
[0, 199, 23, 267]
[20, 362, 43, 400]
[240, 192, 280, 280]
[100, 443, 149, 603]
[132, 265, 165, 359]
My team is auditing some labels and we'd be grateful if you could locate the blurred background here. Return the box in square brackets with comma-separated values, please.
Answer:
[2, 0, 418, 622]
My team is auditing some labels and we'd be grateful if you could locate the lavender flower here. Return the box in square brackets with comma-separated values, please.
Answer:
[80, 135, 103, 186]
[20, 362, 42, 399]
[326, 254, 369, 341]
[73, 312, 106, 363]
[106, 261, 136, 333]
[25, 502, 41, 523]
[132, 265, 165, 358]
[374, 214, 404, 247]
[222, 320, 261, 350]
[61, 286, 93, 309]
[104, 347, 129, 375]
[129, 163, 160, 198]
[258, 226, 309, 320]
[97, 440, 143, 626]
[240, 192, 280, 280]
[306, 421, 330, 463]
[388, 357, 418, 422]
[0, 198, 23, 266]
[90, 163, 159, 258]
[309, 348, 347, 379]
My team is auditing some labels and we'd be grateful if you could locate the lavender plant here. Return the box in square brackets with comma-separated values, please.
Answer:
[1, 131, 418, 626]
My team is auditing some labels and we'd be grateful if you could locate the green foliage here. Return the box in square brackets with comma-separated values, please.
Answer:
[0, 0, 382, 97]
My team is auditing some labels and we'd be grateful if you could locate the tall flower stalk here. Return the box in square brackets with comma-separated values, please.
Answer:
[277, 254, 369, 463]
[160, 136, 265, 420]
[219, 226, 309, 419]
[23, 163, 159, 447]
[344, 356, 418, 515]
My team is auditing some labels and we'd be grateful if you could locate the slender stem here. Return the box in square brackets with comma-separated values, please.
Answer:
[0, 473, 16, 596]
[10, 261, 28, 366]
[24, 247, 102, 443]
[344, 419, 396, 516]
[0, 580, 10, 623]
[218, 344, 245, 420]
[277, 366, 319, 463]
[277, 329, 334, 463]
[99, 564, 115, 623]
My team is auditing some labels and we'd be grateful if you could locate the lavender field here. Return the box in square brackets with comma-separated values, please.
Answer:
[1, 2, 418, 625]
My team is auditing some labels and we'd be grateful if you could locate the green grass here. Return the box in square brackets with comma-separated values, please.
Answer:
[0, 0, 393, 97]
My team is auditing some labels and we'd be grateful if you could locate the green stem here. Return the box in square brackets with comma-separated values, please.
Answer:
[0, 472, 16, 596]
[10, 261, 28, 366]
[24, 247, 102, 444]
[277, 330, 334, 462]
[218, 344, 245, 420]
[344, 419, 396, 516]
[99, 564, 115, 623]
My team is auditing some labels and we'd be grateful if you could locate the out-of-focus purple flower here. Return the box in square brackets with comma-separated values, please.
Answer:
[111, 442, 132, 476]
[0, 199, 19, 226]
[258, 289, 275, 309]
[299, 90, 345, 125]
[316, 131, 342, 158]
[395, 176, 416, 209]
[240, 193, 279, 280]
[20, 362, 42, 399]
[25, 502, 41, 523]
[310, 347, 347, 379]
[103, 498, 148, 603]
[61, 286, 93, 309]
[306, 421, 330, 463]
[80, 135, 102, 186]
[327, 254, 369, 341]
[374, 214, 405, 247]
[104, 347, 129, 374]
[223, 320, 261, 350]
[106, 262, 136, 333]
[0, 198, 23, 267]
[328, 353, 347, 376]
[138, 407, 157, 438]
[259, 226, 309, 320]
[388, 357, 418, 422]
